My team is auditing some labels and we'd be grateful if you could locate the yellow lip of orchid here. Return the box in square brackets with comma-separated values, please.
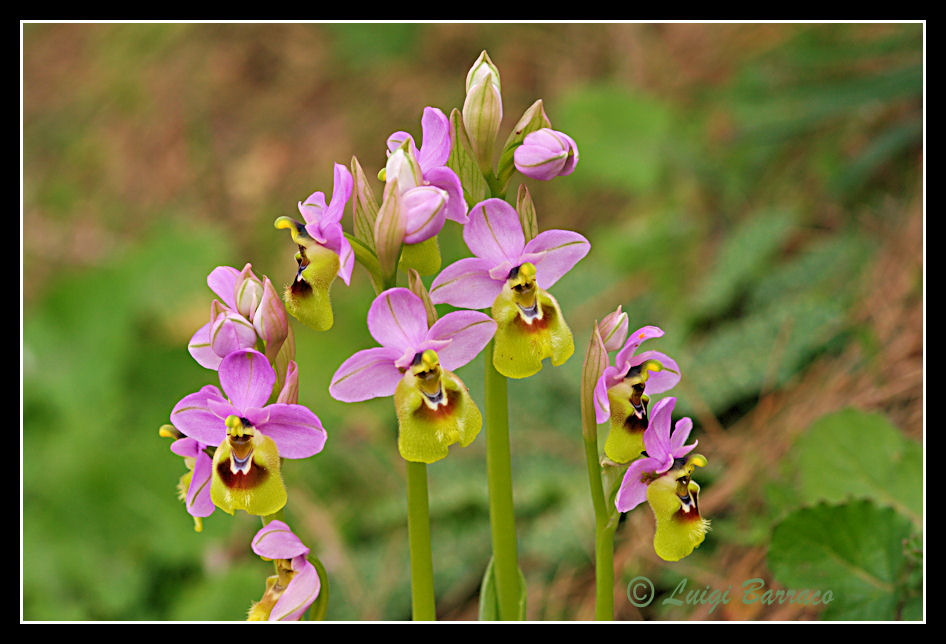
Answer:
[394, 349, 483, 463]
[508, 262, 540, 321]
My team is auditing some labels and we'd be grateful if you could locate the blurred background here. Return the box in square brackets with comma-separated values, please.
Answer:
[22, 22, 924, 621]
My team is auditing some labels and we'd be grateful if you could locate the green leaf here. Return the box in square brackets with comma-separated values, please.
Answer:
[768, 500, 919, 620]
[478, 557, 527, 621]
[793, 408, 922, 526]
[691, 208, 800, 323]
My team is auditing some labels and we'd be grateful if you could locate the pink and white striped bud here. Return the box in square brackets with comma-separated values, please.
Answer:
[253, 277, 289, 355]
[234, 265, 265, 319]
[210, 301, 257, 358]
[598, 305, 629, 352]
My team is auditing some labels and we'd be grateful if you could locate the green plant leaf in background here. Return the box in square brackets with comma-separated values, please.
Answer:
[792, 408, 922, 527]
[556, 83, 674, 194]
[768, 500, 919, 620]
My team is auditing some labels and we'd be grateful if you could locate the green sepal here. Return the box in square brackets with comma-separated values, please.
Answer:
[490, 286, 574, 379]
[211, 432, 287, 517]
[398, 235, 442, 276]
[646, 454, 709, 562]
[283, 245, 339, 332]
[394, 368, 482, 464]
[446, 108, 491, 208]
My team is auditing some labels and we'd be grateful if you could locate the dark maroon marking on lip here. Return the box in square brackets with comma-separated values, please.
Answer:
[217, 460, 268, 490]
[673, 489, 702, 522]
[513, 301, 555, 333]
[414, 387, 460, 420]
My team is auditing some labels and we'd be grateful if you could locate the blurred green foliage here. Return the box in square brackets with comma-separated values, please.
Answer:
[22, 22, 923, 621]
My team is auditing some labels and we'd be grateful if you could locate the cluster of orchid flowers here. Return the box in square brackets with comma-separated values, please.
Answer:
[158, 51, 710, 621]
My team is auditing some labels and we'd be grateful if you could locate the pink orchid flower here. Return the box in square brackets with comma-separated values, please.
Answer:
[384, 106, 469, 244]
[249, 520, 321, 621]
[171, 349, 326, 516]
[428, 198, 589, 310]
[330, 288, 495, 402]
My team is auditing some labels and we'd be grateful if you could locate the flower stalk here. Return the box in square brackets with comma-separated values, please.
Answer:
[484, 339, 521, 620]
[406, 460, 437, 621]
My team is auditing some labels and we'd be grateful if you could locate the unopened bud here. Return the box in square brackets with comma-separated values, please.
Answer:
[598, 306, 629, 352]
[513, 128, 579, 181]
[462, 51, 503, 174]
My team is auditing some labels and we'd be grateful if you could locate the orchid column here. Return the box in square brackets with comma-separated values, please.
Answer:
[432, 50, 587, 619]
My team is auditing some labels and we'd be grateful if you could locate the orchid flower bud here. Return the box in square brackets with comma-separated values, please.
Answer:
[514, 128, 579, 181]
[385, 146, 424, 191]
[234, 264, 265, 319]
[252, 277, 289, 359]
[462, 50, 503, 174]
[598, 305, 629, 352]
[209, 301, 257, 359]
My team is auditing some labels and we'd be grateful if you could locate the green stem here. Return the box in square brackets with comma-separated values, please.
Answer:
[406, 460, 436, 621]
[582, 384, 615, 620]
[484, 340, 521, 620]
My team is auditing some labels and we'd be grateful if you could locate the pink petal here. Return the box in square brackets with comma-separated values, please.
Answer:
[329, 346, 404, 402]
[185, 450, 215, 518]
[615, 456, 662, 513]
[386, 131, 419, 157]
[323, 162, 353, 226]
[170, 385, 227, 446]
[593, 365, 623, 424]
[252, 520, 310, 560]
[417, 106, 451, 171]
[615, 326, 665, 367]
[428, 256, 503, 309]
[218, 349, 277, 412]
[367, 288, 429, 353]
[319, 222, 354, 285]
[207, 266, 240, 311]
[169, 436, 201, 459]
[463, 199, 525, 266]
[644, 397, 675, 465]
[522, 229, 590, 290]
[271, 558, 320, 621]
[188, 322, 223, 370]
[401, 186, 448, 244]
[670, 417, 697, 459]
[425, 310, 497, 371]
[210, 312, 257, 359]
[424, 166, 468, 224]
[630, 350, 681, 395]
[253, 403, 327, 459]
